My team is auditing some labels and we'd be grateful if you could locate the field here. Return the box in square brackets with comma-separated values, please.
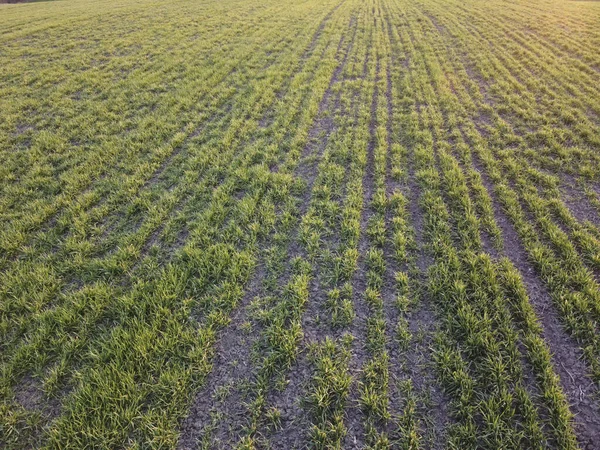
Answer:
[2, 0, 600, 448]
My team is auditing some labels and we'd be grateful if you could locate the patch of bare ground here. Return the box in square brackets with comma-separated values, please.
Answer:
[267, 195, 350, 449]
[383, 9, 451, 448]
[560, 174, 600, 226]
[13, 375, 60, 418]
[263, 348, 311, 448]
[380, 65, 406, 440]
[179, 6, 353, 447]
[10, 375, 62, 446]
[392, 122, 449, 450]
[412, 160, 452, 450]
[177, 260, 265, 450]
[179, 198, 310, 448]
[260, 109, 340, 450]
[469, 149, 600, 450]
[344, 106, 377, 448]
[268, 18, 362, 450]
[13, 122, 34, 140]
[342, 62, 379, 450]
[402, 302, 449, 449]
[478, 221, 498, 257]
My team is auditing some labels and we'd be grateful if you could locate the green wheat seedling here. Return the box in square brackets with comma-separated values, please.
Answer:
[2, 0, 599, 447]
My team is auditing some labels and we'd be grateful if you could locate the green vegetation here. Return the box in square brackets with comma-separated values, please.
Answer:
[1, 0, 600, 448]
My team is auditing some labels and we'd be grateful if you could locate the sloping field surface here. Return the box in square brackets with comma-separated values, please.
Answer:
[2, 0, 600, 448]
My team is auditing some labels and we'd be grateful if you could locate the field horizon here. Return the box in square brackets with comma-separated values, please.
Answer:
[2, 0, 600, 448]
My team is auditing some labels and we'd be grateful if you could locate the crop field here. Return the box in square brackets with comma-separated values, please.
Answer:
[2, 0, 600, 448]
